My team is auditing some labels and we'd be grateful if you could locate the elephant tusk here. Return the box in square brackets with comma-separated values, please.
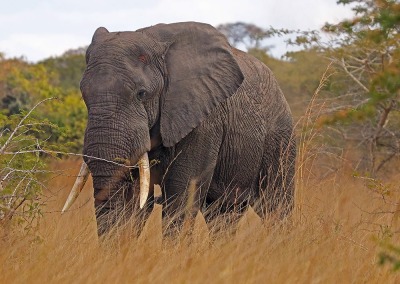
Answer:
[138, 152, 150, 209]
[61, 161, 90, 214]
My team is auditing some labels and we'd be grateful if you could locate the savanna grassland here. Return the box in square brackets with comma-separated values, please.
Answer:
[1, 1, 399, 283]
[1, 156, 400, 283]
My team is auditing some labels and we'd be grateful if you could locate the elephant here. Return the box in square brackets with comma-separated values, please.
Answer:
[62, 22, 296, 235]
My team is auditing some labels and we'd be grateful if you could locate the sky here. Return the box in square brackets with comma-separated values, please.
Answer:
[0, 0, 355, 62]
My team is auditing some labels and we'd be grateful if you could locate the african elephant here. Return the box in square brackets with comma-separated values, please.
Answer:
[62, 22, 296, 235]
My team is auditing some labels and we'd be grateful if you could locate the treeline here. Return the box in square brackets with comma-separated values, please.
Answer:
[0, 50, 87, 151]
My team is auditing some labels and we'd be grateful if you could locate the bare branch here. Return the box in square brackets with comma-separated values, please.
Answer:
[340, 58, 370, 93]
[0, 97, 57, 155]
[2, 149, 141, 169]
[374, 100, 396, 140]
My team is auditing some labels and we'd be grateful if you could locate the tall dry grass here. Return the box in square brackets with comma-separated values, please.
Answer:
[1, 68, 400, 283]
[1, 158, 399, 283]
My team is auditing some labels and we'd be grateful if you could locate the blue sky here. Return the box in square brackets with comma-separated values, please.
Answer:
[0, 0, 354, 62]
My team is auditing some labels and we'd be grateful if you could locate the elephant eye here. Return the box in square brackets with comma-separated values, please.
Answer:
[137, 90, 147, 101]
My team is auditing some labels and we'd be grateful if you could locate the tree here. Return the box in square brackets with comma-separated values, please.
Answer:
[0, 56, 86, 151]
[312, 0, 400, 175]
[0, 98, 60, 230]
[217, 22, 272, 50]
[40, 48, 86, 91]
[0, 51, 87, 231]
[0, 62, 61, 115]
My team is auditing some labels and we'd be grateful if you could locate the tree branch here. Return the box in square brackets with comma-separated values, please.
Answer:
[340, 58, 370, 93]
[0, 97, 57, 155]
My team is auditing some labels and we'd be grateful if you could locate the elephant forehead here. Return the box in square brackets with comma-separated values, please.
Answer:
[91, 32, 156, 56]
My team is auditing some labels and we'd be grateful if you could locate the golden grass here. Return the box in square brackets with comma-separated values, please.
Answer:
[1, 158, 400, 283]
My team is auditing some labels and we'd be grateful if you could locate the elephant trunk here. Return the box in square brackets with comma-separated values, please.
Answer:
[61, 94, 152, 217]
[61, 153, 150, 213]
[84, 98, 150, 191]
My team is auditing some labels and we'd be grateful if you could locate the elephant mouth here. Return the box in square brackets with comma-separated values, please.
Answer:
[61, 152, 151, 213]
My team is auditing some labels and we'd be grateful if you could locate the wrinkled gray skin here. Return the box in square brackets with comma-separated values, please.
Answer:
[81, 22, 296, 235]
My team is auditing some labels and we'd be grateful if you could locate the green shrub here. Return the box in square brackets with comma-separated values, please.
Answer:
[0, 98, 63, 231]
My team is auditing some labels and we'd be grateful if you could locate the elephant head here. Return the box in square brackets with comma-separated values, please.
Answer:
[62, 22, 244, 226]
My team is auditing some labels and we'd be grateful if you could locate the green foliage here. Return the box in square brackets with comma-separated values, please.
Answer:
[40, 49, 86, 91]
[1, 63, 62, 115]
[0, 52, 87, 152]
[0, 49, 87, 231]
[321, 0, 400, 173]
[0, 99, 63, 231]
[322, 0, 400, 99]
[332, 0, 400, 39]
[273, 0, 400, 174]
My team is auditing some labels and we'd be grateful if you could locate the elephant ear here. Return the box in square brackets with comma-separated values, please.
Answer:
[92, 27, 109, 42]
[139, 22, 244, 147]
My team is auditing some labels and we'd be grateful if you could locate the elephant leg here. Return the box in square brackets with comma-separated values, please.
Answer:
[203, 192, 248, 237]
[201, 99, 264, 232]
[161, 121, 223, 235]
[257, 127, 296, 220]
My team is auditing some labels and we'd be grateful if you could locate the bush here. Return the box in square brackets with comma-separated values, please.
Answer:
[0, 98, 62, 231]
